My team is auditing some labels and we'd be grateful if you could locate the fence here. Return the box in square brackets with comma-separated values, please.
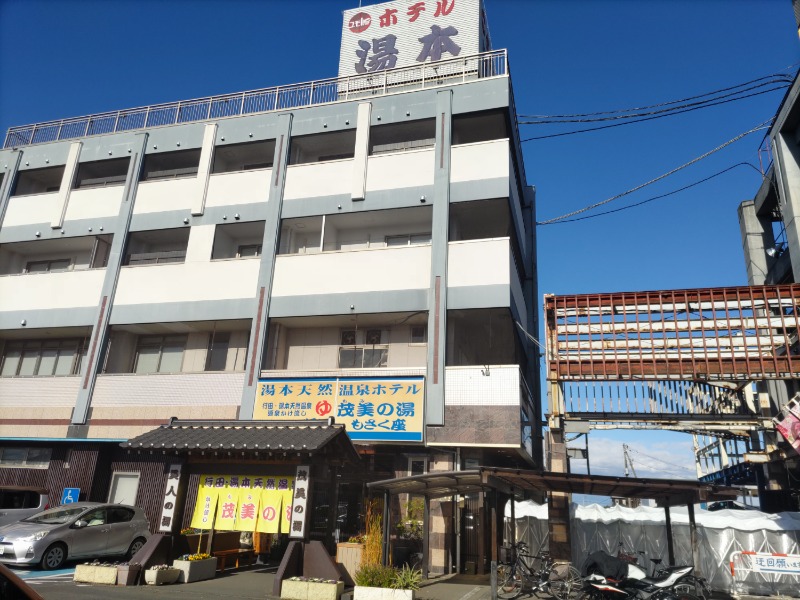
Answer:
[4, 49, 508, 149]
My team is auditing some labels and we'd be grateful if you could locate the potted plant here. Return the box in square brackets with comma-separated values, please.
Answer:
[73, 560, 121, 585]
[172, 552, 218, 583]
[144, 564, 181, 585]
[281, 576, 344, 600]
[336, 534, 366, 586]
[117, 561, 142, 586]
[353, 564, 422, 600]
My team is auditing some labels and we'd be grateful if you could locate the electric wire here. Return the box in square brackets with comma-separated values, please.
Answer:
[520, 80, 790, 124]
[521, 88, 783, 141]
[543, 162, 764, 224]
[628, 446, 695, 473]
[519, 68, 797, 119]
[536, 118, 773, 225]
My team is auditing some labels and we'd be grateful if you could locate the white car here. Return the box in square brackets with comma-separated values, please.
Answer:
[0, 502, 150, 570]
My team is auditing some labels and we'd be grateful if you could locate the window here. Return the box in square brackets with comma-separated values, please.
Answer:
[108, 507, 135, 523]
[408, 457, 427, 476]
[338, 329, 388, 368]
[385, 233, 431, 247]
[411, 326, 427, 344]
[369, 119, 436, 155]
[125, 228, 190, 266]
[25, 259, 71, 273]
[141, 149, 201, 181]
[237, 244, 262, 258]
[289, 130, 356, 165]
[126, 250, 186, 265]
[0, 447, 52, 469]
[212, 140, 275, 173]
[73, 157, 130, 188]
[0, 339, 87, 377]
[205, 332, 231, 371]
[108, 473, 140, 506]
[11, 166, 65, 196]
[133, 335, 186, 373]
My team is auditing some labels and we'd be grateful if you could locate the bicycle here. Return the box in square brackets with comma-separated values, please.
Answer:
[496, 541, 581, 600]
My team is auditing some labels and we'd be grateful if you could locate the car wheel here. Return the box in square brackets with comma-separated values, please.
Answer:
[127, 537, 146, 560]
[41, 543, 67, 570]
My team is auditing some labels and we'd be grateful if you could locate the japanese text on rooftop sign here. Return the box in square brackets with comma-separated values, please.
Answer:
[253, 377, 425, 442]
[338, 0, 482, 78]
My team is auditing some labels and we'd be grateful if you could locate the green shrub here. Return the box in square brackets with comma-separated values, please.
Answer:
[354, 564, 398, 588]
[391, 564, 423, 590]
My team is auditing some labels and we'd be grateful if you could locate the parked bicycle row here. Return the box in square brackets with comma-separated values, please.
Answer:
[495, 541, 710, 600]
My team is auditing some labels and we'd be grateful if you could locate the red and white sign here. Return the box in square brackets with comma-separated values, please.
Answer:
[339, 0, 486, 79]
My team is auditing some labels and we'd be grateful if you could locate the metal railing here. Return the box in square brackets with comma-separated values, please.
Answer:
[4, 49, 508, 149]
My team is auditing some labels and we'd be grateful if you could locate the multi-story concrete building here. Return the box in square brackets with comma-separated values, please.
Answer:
[0, 0, 538, 573]
[737, 71, 800, 511]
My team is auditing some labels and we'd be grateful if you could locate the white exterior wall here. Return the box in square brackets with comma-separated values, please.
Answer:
[133, 178, 197, 214]
[444, 365, 521, 405]
[3, 192, 60, 227]
[450, 139, 509, 184]
[366, 149, 434, 192]
[115, 259, 259, 305]
[0, 376, 82, 407]
[64, 186, 125, 221]
[92, 372, 244, 406]
[206, 169, 271, 207]
[0, 269, 105, 311]
[447, 238, 510, 289]
[284, 160, 353, 200]
[272, 244, 431, 297]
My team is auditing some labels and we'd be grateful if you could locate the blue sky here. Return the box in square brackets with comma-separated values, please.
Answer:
[2, 0, 798, 483]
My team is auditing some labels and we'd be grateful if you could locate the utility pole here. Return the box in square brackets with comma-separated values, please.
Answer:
[623, 443, 637, 478]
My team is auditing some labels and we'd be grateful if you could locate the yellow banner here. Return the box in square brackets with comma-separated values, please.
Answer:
[253, 377, 425, 442]
[192, 474, 295, 533]
[256, 489, 282, 534]
[280, 489, 293, 534]
[235, 489, 260, 532]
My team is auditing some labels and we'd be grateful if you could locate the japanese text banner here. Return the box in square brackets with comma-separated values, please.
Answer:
[191, 475, 294, 532]
[254, 377, 425, 442]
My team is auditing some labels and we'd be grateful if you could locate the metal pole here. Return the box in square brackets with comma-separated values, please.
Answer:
[664, 505, 675, 566]
[490, 560, 498, 600]
[687, 502, 700, 576]
[585, 433, 591, 476]
[423, 495, 430, 578]
[382, 490, 390, 567]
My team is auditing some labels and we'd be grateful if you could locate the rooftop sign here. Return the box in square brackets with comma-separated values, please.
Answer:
[339, 0, 488, 78]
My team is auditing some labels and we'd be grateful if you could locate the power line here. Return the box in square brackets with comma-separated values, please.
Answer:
[536, 119, 773, 225]
[520, 80, 790, 124]
[628, 446, 694, 473]
[521, 88, 784, 141]
[519, 69, 796, 119]
[542, 162, 763, 225]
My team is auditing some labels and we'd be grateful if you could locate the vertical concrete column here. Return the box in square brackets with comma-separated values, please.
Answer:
[192, 123, 217, 216]
[738, 200, 773, 285]
[71, 134, 149, 429]
[351, 103, 371, 201]
[547, 380, 572, 560]
[239, 113, 293, 419]
[772, 134, 800, 282]
[51, 141, 82, 228]
[426, 91, 452, 427]
[0, 150, 23, 228]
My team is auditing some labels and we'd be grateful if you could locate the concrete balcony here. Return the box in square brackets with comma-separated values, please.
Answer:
[284, 159, 354, 201]
[451, 139, 510, 186]
[114, 258, 259, 310]
[0, 376, 80, 438]
[133, 177, 198, 214]
[448, 237, 527, 324]
[64, 186, 125, 221]
[0, 269, 105, 313]
[366, 148, 434, 193]
[2, 192, 60, 227]
[206, 169, 271, 208]
[271, 244, 431, 315]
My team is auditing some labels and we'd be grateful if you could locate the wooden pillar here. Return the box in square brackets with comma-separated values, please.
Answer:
[477, 491, 486, 575]
[382, 491, 390, 566]
[423, 496, 430, 577]
[490, 490, 498, 564]
[687, 502, 700, 575]
[664, 505, 675, 566]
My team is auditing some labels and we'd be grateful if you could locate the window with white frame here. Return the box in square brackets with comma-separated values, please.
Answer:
[408, 456, 427, 476]
[0, 339, 87, 377]
[0, 447, 52, 469]
[410, 325, 427, 344]
[338, 329, 388, 368]
[133, 335, 186, 373]
[25, 259, 71, 273]
[108, 472, 140, 505]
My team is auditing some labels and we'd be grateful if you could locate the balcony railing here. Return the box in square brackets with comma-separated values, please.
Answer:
[5, 49, 508, 149]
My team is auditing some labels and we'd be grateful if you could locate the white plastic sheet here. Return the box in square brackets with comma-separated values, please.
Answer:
[504, 501, 800, 596]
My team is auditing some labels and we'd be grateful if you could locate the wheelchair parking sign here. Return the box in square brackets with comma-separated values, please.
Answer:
[61, 488, 80, 504]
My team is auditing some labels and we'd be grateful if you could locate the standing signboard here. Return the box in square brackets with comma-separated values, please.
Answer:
[288, 466, 310, 539]
[338, 0, 487, 78]
[158, 464, 182, 532]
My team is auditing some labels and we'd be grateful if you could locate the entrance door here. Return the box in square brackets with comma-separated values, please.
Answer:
[108, 472, 140, 505]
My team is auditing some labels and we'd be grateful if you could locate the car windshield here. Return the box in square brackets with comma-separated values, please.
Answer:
[23, 505, 87, 524]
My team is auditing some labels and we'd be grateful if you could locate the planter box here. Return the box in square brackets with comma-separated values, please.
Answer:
[282, 579, 344, 600]
[117, 564, 142, 586]
[336, 542, 365, 586]
[354, 586, 414, 600]
[173, 557, 218, 583]
[144, 568, 181, 585]
[73, 564, 119, 585]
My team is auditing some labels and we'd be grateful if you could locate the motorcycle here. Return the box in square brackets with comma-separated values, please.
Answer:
[580, 551, 701, 600]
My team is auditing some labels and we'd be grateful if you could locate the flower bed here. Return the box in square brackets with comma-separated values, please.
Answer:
[173, 554, 218, 583]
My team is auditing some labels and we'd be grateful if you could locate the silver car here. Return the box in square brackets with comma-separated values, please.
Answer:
[0, 502, 150, 570]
